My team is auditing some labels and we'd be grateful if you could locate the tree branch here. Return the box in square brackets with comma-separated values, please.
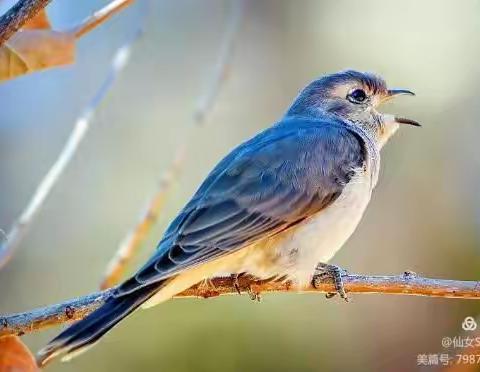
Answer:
[2, 272, 480, 337]
[0, 0, 51, 46]
[0, 4, 145, 270]
[67, 0, 135, 39]
[99, 148, 185, 289]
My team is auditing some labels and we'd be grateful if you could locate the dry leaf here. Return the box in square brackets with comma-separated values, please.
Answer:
[0, 336, 38, 372]
[0, 0, 134, 82]
[0, 30, 75, 81]
[0, 8, 74, 82]
[21, 10, 51, 30]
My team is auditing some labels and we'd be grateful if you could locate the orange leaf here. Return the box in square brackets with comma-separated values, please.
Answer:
[0, 30, 75, 81]
[0, 0, 133, 82]
[21, 10, 51, 30]
[0, 336, 38, 372]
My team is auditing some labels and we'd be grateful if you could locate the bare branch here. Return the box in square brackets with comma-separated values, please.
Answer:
[99, 0, 245, 289]
[0, 0, 51, 46]
[68, 0, 135, 39]
[2, 272, 480, 337]
[99, 148, 186, 289]
[192, 0, 244, 125]
[0, 13, 145, 270]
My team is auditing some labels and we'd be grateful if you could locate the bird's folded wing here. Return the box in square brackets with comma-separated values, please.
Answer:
[117, 121, 365, 296]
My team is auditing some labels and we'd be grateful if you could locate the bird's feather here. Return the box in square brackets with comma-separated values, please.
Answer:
[117, 116, 366, 296]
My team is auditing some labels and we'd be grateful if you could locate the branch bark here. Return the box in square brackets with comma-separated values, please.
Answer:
[2, 272, 480, 337]
[0, 0, 51, 46]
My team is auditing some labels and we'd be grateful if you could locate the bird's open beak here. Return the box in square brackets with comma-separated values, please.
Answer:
[387, 88, 415, 97]
[394, 117, 421, 127]
[385, 88, 420, 127]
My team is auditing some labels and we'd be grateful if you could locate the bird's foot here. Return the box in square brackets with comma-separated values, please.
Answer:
[230, 273, 262, 302]
[247, 286, 262, 302]
[231, 273, 242, 295]
[313, 263, 350, 302]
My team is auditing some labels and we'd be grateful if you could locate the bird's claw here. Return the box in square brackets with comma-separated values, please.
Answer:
[313, 263, 350, 302]
[324, 292, 336, 299]
[247, 287, 261, 302]
[231, 273, 242, 295]
[231, 273, 261, 301]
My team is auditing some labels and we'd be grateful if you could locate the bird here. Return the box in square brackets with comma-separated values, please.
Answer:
[37, 70, 419, 365]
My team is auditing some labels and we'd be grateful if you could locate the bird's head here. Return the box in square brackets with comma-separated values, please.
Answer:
[286, 70, 419, 147]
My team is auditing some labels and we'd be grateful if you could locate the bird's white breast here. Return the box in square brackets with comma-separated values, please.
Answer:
[143, 168, 374, 309]
[288, 169, 372, 282]
[240, 167, 374, 285]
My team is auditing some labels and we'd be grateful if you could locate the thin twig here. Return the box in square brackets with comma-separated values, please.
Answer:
[2, 272, 480, 337]
[99, 0, 245, 289]
[99, 147, 186, 289]
[0, 13, 144, 270]
[68, 0, 135, 39]
[0, 0, 51, 45]
[191, 0, 244, 125]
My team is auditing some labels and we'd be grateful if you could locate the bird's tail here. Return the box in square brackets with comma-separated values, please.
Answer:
[36, 281, 161, 367]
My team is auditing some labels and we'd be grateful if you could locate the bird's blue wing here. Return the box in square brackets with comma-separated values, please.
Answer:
[117, 118, 365, 295]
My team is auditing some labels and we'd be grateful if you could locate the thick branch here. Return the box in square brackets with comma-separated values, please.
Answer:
[0, 0, 51, 45]
[2, 272, 479, 337]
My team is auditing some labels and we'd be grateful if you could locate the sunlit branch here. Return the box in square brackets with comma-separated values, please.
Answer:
[0, 0, 51, 45]
[2, 272, 479, 337]
[0, 4, 143, 270]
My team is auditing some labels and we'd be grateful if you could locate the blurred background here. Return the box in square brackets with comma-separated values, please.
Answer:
[1, 0, 480, 371]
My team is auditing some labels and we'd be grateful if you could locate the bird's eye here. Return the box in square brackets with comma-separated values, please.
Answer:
[347, 89, 368, 104]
